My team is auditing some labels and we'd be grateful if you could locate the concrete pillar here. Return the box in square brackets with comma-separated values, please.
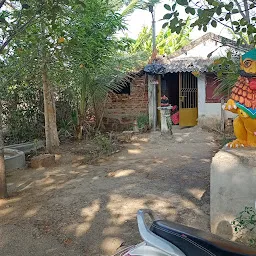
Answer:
[197, 73, 206, 118]
[210, 148, 256, 240]
[148, 75, 157, 129]
[158, 106, 172, 135]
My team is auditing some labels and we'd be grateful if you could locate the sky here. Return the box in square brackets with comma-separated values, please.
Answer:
[123, 2, 232, 41]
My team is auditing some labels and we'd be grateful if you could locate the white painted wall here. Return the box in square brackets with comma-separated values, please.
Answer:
[203, 103, 222, 119]
[198, 74, 207, 117]
[177, 40, 233, 59]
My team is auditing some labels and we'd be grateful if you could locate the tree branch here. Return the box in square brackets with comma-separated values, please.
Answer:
[212, 16, 233, 30]
[0, 15, 35, 53]
[234, 0, 247, 20]
[229, 12, 235, 32]
[0, 0, 6, 9]
[243, 0, 250, 23]
[6, 1, 17, 10]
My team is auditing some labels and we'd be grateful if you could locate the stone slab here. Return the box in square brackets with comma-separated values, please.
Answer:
[6, 140, 44, 154]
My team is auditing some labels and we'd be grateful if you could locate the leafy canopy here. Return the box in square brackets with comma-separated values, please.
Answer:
[125, 17, 191, 55]
[162, 0, 256, 46]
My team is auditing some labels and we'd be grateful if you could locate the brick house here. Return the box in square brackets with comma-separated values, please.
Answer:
[103, 33, 249, 130]
[103, 71, 148, 130]
[145, 33, 249, 127]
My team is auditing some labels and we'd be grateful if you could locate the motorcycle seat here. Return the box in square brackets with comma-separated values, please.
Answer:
[150, 220, 256, 256]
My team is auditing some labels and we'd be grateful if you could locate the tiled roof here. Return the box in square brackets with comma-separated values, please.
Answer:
[165, 58, 213, 73]
[144, 32, 251, 75]
[144, 58, 214, 74]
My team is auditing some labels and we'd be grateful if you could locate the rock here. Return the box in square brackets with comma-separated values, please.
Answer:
[30, 154, 55, 168]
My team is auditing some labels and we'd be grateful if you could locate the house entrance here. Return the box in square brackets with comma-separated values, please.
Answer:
[161, 72, 198, 127]
[162, 73, 179, 107]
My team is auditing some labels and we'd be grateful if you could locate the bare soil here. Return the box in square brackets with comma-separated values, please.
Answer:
[0, 127, 218, 256]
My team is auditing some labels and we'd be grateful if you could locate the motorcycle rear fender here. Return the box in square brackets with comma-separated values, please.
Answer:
[127, 242, 173, 256]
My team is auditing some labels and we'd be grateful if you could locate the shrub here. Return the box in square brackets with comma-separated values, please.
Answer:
[232, 206, 256, 247]
[137, 114, 149, 132]
[94, 133, 115, 154]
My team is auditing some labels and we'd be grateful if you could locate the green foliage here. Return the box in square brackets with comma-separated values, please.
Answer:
[163, 0, 256, 46]
[232, 206, 256, 247]
[94, 133, 116, 154]
[121, 0, 161, 16]
[3, 81, 44, 144]
[62, 1, 148, 136]
[209, 54, 240, 98]
[126, 18, 191, 56]
[1, 0, 148, 143]
[137, 114, 149, 131]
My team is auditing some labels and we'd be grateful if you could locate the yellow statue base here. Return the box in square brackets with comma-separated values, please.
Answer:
[225, 99, 256, 148]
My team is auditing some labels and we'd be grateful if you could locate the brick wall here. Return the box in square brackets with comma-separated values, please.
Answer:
[103, 75, 148, 130]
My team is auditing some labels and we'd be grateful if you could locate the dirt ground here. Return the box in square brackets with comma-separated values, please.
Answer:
[0, 126, 218, 256]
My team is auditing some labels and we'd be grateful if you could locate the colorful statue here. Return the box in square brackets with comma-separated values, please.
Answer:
[225, 49, 256, 148]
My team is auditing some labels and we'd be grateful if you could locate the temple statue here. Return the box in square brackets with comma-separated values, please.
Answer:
[225, 49, 256, 147]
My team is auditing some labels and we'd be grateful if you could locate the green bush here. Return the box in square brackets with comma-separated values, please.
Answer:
[3, 83, 44, 144]
[94, 133, 114, 154]
[232, 206, 256, 247]
[137, 114, 149, 132]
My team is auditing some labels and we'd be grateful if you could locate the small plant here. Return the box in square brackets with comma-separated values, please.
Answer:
[231, 206, 256, 247]
[94, 133, 113, 154]
[137, 114, 149, 132]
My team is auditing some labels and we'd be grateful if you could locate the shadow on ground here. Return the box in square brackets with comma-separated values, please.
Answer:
[0, 127, 218, 256]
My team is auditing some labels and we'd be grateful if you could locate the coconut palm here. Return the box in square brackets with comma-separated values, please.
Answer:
[121, 0, 161, 16]
[128, 18, 191, 56]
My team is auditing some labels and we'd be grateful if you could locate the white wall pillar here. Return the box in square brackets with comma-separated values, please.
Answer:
[198, 73, 206, 118]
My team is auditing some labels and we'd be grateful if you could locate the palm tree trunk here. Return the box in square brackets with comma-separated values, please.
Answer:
[42, 63, 60, 153]
[0, 102, 7, 198]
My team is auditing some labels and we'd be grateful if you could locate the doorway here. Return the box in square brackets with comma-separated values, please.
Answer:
[161, 73, 179, 107]
[161, 72, 198, 127]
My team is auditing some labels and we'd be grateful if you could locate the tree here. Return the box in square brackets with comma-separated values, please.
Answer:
[0, 0, 84, 197]
[127, 18, 191, 55]
[0, 95, 7, 199]
[3, 0, 88, 152]
[63, 0, 148, 139]
[162, 0, 256, 46]
[0, 0, 149, 198]
[0, 1, 32, 198]
[121, 0, 161, 16]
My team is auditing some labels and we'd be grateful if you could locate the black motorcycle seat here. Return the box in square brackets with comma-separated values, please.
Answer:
[150, 220, 256, 256]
